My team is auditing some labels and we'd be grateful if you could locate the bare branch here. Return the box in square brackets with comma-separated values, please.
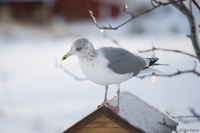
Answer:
[58, 63, 88, 81]
[137, 61, 200, 79]
[158, 117, 177, 132]
[191, 0, 200, 11]
[123, 3, 128, 11]
[88, 10, 102, 29]
[121, 2, 133, 15]
[89, 0, 200, 61]
[139, 46, 198, 59]
[190, 0, 193, 13]
[103, 32, 124, 48]
[88, 0, 185, 30]
[169, 0, 200, 61]
[172, 115, 200, 119]
[190, 108, 200, 121]
[171, 108, 200, 120]
[172, 108, 200, 123]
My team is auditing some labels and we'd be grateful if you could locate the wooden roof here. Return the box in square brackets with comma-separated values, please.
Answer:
[63, 105, 144, 133]
[106, 91, 178, 133]
[63, 91, 178, 133]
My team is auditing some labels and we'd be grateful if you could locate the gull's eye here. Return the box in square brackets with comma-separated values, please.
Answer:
[76, 48, 82, 51]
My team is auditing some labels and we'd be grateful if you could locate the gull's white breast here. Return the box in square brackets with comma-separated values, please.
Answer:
[78, 50, 133, 85]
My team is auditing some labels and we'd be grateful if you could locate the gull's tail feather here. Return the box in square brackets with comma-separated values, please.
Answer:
[143, 57, 159, 70]
[140, 57, 164, 74]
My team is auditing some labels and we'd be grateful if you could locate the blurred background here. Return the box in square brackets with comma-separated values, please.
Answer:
[0, 0, 200, 132]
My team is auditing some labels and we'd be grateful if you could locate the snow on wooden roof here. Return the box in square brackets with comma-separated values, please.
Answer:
[63, 91, 178, 133]
[63, 105, 142, 133]
[107, 91, 178, 133]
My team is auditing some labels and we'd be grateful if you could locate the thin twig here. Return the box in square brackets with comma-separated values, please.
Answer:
[190, 108, 200, 121]
[103, 32, 124, 48]
[167, 108, 200, 125]
[139, 46, 198, 59]
[158, 117, 177, 131]
[137, 61, 200, 78]
[58, 63, 88, 81]
[88, 0, 185, 30]
[172, 115, 200, 118]
[172, 108, 200, 123]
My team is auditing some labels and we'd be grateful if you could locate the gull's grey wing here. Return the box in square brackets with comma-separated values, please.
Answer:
[98, 47, 146, 76]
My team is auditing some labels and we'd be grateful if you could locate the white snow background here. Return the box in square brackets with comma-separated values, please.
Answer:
[0, 3, 200, 133]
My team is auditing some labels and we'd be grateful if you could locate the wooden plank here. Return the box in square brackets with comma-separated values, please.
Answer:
[85, 122, 121, 128]
[92, 115, 112, 122]
[78, 115, 130, 133]
[76, 127, 130, 133]
[102, 107, 144, 133]
[63, 106, 143, 133]
[106, 122, 121, 127]
[63, 106, 104, 133]
[85, 122, 106, 128]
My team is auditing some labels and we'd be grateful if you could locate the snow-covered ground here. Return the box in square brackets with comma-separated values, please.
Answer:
[0, 5, 200, 133]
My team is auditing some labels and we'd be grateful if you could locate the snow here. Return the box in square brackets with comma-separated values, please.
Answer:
[107, 91, 178, 133]
[0, 3, 200, 132]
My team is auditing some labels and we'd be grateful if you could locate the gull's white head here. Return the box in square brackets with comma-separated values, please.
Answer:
[62, 38, 95, 60]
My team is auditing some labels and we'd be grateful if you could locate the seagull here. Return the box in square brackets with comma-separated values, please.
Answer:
[62, 38, 159, 113]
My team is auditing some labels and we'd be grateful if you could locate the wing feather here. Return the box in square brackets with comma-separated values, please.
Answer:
[98, 47, 146, 76]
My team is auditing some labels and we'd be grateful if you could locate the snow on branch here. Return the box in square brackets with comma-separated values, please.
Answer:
[88, 0, 185, 30]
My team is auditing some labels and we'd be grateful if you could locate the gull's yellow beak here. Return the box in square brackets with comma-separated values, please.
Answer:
[62, 52, 73, 61]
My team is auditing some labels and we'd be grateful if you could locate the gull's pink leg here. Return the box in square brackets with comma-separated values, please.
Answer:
[100, 85, 108, 106]
[108, 85, 120, 113]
